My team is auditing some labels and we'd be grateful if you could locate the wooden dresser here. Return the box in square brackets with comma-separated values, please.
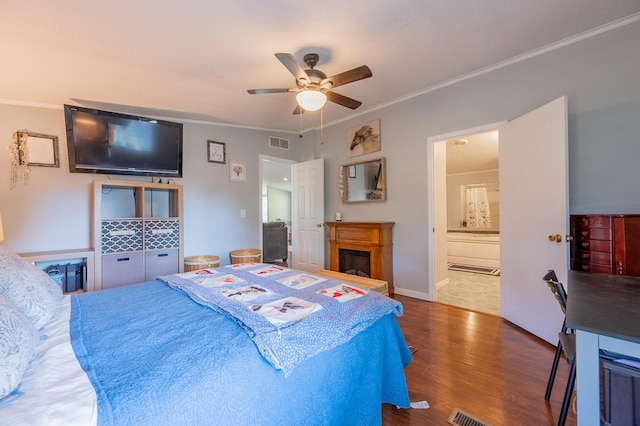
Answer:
[570, 214, 640, 276]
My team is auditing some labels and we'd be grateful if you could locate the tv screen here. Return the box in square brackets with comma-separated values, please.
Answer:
[64, 104, 183, 177]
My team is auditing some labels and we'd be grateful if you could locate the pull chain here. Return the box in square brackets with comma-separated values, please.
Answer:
[320, 108, 324, 145]
[299, 107, 303, 138]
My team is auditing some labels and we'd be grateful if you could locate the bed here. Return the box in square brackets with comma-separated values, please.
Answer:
[0, 249, 411, 425]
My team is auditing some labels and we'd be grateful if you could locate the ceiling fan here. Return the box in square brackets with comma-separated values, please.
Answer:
[247, 53, 372, 114]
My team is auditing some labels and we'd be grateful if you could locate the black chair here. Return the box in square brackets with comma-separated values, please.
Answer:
[543, 270, 576, 426]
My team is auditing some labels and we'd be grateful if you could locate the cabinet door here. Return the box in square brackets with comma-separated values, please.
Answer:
[102, 252, 145, 290]
[614, 217, 640, 276]
[145, 249, 179, 281]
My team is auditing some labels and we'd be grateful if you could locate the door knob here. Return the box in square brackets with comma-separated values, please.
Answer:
[548, 234, 563, 243]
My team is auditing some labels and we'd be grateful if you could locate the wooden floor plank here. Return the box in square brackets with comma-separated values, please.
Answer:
[382, 296, 576, 425]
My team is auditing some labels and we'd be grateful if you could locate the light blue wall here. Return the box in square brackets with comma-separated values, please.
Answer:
[313, 20, 640, 296]
[2, 20, 640, 297]
[0, 105, 296, 264]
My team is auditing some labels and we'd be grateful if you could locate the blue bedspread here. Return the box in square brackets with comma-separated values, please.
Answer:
[158, 264, 403, 376]
[70, 279, 411, 426]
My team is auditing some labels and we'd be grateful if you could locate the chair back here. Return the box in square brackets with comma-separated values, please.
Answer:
[543, 270, 568, 314]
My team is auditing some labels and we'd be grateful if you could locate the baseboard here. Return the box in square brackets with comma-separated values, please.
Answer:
[394, 287, 431, 301]
[436, 277, 450, 290]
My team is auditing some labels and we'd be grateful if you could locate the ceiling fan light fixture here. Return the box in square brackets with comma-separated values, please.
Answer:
[296, 90, 327, 111]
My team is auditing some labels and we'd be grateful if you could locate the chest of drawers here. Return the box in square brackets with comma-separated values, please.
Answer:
[570, 214, 640, 276]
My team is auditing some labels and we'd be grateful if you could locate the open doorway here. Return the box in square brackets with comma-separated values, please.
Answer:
[259, 155, 294, 266]
[259, 155, 326, 271]
[427, 98, 568, 341]
[435, 131, 501, 315]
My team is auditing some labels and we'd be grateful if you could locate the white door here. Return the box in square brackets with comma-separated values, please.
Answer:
[292, 158, 325, 272]
[499, 96, 568, 344]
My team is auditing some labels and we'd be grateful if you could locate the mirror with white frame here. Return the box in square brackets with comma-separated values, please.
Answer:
[341, 157, 386, 203]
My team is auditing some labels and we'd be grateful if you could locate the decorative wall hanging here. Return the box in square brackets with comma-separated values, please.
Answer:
[9, 131, 59, 189]
[346, 119, 381, 158]
[230, 161, 246, 182]
[338, 166, 345, 199]
[207, 140, 226, 164]
[9, 131, 29, 189]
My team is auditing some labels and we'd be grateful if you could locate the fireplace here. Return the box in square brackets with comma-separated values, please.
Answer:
[326, 221, 395, 295]
[339, 249, 371, 277]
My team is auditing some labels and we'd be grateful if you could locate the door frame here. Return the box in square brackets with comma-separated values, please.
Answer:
[426, 121, 506, 302]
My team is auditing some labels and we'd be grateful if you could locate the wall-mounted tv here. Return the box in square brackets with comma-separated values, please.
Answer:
[64, 104, 183, 178]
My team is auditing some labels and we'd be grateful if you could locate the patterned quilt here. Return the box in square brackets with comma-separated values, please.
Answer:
[158, 263, 403, 376]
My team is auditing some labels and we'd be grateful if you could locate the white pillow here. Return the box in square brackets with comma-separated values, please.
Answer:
[0, 247, 62, 329]
[0, 294, 39, 402]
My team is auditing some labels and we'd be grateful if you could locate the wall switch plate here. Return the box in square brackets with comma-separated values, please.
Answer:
[240, 209, 246, 218]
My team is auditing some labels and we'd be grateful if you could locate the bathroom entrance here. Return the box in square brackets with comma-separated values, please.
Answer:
[427, 97, 569, 345]
[434, 130, 501, 315]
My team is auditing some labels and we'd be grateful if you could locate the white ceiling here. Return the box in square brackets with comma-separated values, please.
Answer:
[2, 1, 640, 133]
[446, 131, 499, 175]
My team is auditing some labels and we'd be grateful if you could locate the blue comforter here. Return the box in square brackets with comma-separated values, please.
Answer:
[70, 279, 411, 426]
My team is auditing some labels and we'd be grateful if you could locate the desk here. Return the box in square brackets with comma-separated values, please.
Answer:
[566, 271, 640, 425]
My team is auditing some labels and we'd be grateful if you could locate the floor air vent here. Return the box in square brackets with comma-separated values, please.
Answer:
[269, 136, 289, 150]
[447, 408, 490, 426]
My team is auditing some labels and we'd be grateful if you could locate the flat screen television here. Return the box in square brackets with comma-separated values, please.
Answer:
[64, 104, 183, 177]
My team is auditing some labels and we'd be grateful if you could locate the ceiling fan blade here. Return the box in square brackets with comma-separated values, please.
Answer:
[247, 88, 297, 94]
[275, 53, 310, 85]
[325, 91, 363, 110]
[321, 65, 372, 89]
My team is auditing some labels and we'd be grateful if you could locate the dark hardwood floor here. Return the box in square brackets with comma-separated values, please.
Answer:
[382, 295, 577, 425]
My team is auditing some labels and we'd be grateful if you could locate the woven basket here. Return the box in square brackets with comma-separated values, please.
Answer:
[184, 255, 220, 272]
[229, 248, 261, 264]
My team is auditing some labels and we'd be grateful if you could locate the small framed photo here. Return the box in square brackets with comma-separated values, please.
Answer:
[230, 161, 246, 182]
[20, 132, 59, 167]
[348, 165, 356, 178]
[207, 140, 226, 164]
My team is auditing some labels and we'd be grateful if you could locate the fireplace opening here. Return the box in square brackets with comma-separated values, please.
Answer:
[339, 249, 371, 277]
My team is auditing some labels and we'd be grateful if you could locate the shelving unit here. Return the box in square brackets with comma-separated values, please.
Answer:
[93, 180, 184, 291]
[19, 248, 95, 292]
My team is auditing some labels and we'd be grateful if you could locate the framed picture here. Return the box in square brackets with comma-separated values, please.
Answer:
[346, 119, 381, 158]
[207, 140, 226, 164]
[20, 132, 59, 167]
[348, 165, 356, 178]
[230, 161, 246, 182]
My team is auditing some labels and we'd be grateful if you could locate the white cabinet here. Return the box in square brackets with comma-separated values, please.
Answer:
[93, 180, 183, 291]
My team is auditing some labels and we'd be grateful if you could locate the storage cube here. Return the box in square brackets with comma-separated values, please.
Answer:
[102, 252, 145, 290]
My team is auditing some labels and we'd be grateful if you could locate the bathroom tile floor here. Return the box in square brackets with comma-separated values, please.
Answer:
[437, 269, 501, 316]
